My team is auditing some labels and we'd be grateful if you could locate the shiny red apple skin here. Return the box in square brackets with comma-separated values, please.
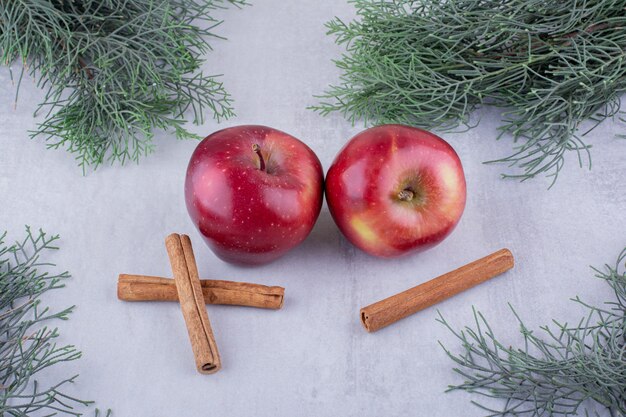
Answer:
[325, 124, 466, 258]
[185, 125, 324, 265]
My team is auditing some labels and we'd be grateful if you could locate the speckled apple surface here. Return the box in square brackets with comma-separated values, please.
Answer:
[325, 125, 466, 258]
[0, 1, 624, 416]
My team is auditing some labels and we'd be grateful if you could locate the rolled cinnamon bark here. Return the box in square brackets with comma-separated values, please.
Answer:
[360, 249, 514, 332]
[117, 275, 284, 309]
[166, 233, 221, 374]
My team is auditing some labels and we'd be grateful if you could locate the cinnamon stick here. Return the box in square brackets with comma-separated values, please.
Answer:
[117, 275, 284, 309]
[165, 233, 221, 374]
[360, 249, 514, 332]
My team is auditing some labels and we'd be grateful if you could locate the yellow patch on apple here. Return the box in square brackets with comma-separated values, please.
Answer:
[437, 163, 464, 221]
[350, 216, 378, 245]
[438, 163, 459, 194]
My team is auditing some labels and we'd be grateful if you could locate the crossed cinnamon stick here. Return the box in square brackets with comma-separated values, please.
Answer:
[118, 275, 284, 309]
[117, 233, 285, 374]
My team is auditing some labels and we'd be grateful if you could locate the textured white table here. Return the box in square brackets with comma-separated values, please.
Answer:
[1, 1, 624, 416]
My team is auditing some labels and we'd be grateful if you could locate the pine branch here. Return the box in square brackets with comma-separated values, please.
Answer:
[314, 0, 626, 185]
[0, 227, 102, 416]
[0, 0, 244, 170]
[438, 247, 626, 416]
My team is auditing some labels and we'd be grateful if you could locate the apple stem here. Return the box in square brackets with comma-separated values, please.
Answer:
[398, 189, 415, 201]
[252, 144, 266, 171]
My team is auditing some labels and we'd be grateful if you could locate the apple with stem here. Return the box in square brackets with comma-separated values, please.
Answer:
[185, 125, 324, 265]
[325, 124, 466, 258]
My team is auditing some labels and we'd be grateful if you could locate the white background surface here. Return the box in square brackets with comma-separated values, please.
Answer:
[1, 1, 625, 416]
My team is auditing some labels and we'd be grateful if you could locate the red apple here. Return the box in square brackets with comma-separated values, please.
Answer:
[185, 125, 324, 265]
[325, 124, 466, 258]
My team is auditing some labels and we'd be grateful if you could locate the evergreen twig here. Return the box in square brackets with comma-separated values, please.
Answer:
[0, 227, 101, 416]
[439, 247, 626, 416]
[0, 0, 244, 170]
[314, 0, 626, 185]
